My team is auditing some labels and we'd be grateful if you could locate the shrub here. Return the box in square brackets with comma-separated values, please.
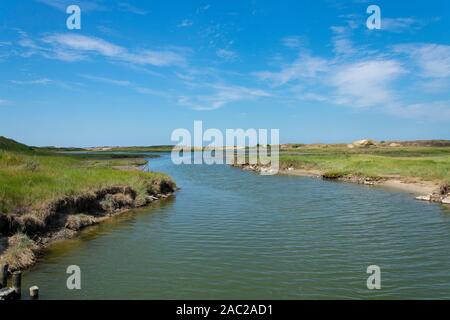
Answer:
[322, 171, 344, 179]
[23, 157, 40, 172]
[0, 233, 38, 271]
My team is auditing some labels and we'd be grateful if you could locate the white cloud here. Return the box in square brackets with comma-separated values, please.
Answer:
[178, 84, 271, 111]
[43, 34, 125, 57]
[382, 18, 423, 32]
[255, 23, 450, 119]
[178, 20, 194, 28]
[174, 72, 196, 82]
[419, 78, 450, 93]
[382, 17, 440, 33]
[281, 36, 306, 48]
[9, 77, 75, 90]
[134, 87, 169, 97]
[19, 33, 188, 67]
[35, 0, 105, 12]
[300, 92, 329, 102]
[0, 99, 10, 106]
[97, 25, 120, 37]
[123, 49, 187, 67]
[79, 74, 132, 87]
[197, 4, 211, 14]
[10, 78, 53, 85]
[330, 25, 356, 57]
[387, 101, 450, 120]
[254, 54, 328, 86]
[117, 2, 149, 15]
[80, 74, 168, 97]
[216, 49, 237, 61]
[330, 60, 405, 108]
[394, 43, 450, 78]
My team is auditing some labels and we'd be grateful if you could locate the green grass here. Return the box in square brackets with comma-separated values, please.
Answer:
[278, 146, 450, 184]
[82, 158, 148, 168]
[0, 149, 171, 215]
[0, 136, 34, 153]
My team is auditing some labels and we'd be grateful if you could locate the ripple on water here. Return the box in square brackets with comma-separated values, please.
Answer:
[22, 155, 450, 299]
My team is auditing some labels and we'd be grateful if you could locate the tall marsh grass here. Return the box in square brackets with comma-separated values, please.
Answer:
[279, 147, 450, 184]
[0, 150, 170, 215]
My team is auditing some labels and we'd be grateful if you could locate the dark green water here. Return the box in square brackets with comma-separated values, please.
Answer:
[23, 153, 450, 299]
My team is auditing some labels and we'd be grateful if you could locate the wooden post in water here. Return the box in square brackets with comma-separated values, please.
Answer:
[0, 263, 8, 289]
[29, 286, 39, 300]
[12, 271, 21, 299]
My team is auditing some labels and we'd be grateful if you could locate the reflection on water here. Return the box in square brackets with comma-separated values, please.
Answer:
[23, 153, 450, 299]
[40, 198, 176, 259]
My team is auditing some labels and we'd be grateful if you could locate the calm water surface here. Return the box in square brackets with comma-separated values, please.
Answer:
[23, 153, 450, 299]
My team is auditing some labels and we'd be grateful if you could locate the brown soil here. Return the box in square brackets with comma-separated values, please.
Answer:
[0, 179, 176, 272]
[233, 163, 442, 197]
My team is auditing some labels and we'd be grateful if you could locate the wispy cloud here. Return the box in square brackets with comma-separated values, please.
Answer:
[35, 0, 105, 12]
[299, 92, 329, 102]
[330, 60, 405, 108]
[382, 17, 420, 32]
[133, 87, 169, 97]
[251, 12, 450, 120]
[18, 33, 189, 67]
[418, 78, 450, 93]
[216, 49, 237, 61]
[42, 34, 125, 57]
[330, 25, 357, 57]
[80, 74, 169, 97]
[387, 100, 450, 120]
[255, 52, 409, 112]
[9, 77, 75, 89]
[79, 74, 132, 87]
[281, 36, 307, 48]
[174, 72, 196, 82]
[178, 19, 194, 28]
[96, 25, 120, 37]
[197, 4, 211, 14]
[394, 43, 450, 78]
[10, 78, 54, 85]
[0, 99, 10, 106]
[117, 2, 149, 15]
[381, 17, 437, 33]
[178, 84, 271, 111]
[254, 53, 329, 86]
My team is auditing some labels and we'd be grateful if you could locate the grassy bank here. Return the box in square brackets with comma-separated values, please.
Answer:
[0, 150, 170, 215]
[0, 137, 176, 270]
[277, 145, 450, 184]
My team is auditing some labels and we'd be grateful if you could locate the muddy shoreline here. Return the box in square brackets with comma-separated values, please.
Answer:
[0, 179, 176, 272]
[233, 163, 450, 205]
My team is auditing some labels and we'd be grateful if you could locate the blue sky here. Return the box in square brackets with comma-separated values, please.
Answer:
[0, 0, 449, 147]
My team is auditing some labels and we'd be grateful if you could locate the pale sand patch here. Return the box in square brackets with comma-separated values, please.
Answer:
[379, 179, 438, 195]
[279, 168, 322, 177]
[112, 165, 142, 171]
[278, 169, 439, 195]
